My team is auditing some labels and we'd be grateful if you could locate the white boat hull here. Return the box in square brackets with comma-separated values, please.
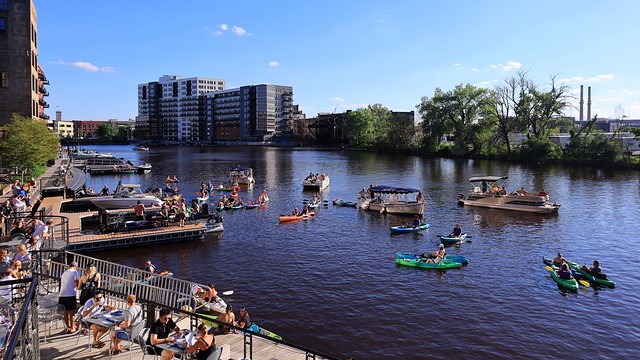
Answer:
[89, 195, 162, 210]
[302, 178, 330, 191]
[458, 194, 560, 214]
[359, 199, 423, 215]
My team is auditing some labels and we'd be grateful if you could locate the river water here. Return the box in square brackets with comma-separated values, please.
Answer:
[77, 145, 640, 359]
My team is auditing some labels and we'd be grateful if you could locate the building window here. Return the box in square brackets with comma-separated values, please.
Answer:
[0, 0, 6, 10]
[0, 72, 6, 87]
[0, 17, 5, 32]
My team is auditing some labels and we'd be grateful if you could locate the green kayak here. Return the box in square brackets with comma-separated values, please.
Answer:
[567, 261, 615, 288]
[548, 268, 578, 292]
[395, 257, 462, 269]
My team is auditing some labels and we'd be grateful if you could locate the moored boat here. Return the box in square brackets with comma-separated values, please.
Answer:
[137, 163, 152, 174]
[390, 223, 429, 233]
[88, 181, 163, 209]
[229, 166, 255, 185]
[303, 173, 330, 191]
[359, 185, 424, 215]
[200, 314, 282, 340]
[395, 257, 462, 269]
[457, 176, 560, 214]
[133, 145, 149, 151]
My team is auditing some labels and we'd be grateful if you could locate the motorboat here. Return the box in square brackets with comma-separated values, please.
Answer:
[133, 145, 149, 151]
[303, 173, 330, 191]
[457, 176, 560, 214]
[137, 163, 152, 174]
[88, 181, 163, 210]
[229, 166, 255, 185]
[358, 185, 424, 215]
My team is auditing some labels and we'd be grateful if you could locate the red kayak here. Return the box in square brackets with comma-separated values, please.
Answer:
[279, 212, 315, 223]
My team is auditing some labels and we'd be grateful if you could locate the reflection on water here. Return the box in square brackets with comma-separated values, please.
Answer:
[78, 145, 640, 359]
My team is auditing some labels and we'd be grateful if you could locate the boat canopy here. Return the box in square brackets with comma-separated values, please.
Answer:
[468, 176, 508, 183]
[369, 185, 420, 194]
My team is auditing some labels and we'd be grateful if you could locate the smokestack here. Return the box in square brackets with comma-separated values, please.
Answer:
[587, 87, 592, 121]
[579, 85, 584, 121]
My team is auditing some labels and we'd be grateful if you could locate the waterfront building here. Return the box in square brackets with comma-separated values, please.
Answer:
[47, 119, 73, 138]
[207, 84, 300, 142]
[0, 0, 50, 135]
[137, 75, 225, 143]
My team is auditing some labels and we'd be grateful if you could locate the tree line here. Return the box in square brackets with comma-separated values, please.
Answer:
[342, 70, 639, 168]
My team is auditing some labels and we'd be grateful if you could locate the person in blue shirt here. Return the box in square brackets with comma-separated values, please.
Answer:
[411, 215, 421, 228]
[450, 224, 462, 237]
[557, 263, 573, 280]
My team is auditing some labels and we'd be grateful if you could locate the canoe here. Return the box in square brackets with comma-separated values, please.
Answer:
[567, 261, 616, 288]
[390, 223, 429, 233]
[548, 268, 579, 292]
[224, 205, 244, 210]
[279, 212, 315, 223]
[439, 233, 468, 245]
[244, 203, 260, 209]
[395, 252, 469, 265]
[332, 198, 357, 208]
[200, 314, 282, 340]
[395, 257, 462, 269]
[215, 187, 233, 192]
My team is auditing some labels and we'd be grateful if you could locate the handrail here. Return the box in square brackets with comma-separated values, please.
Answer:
[2, 277, 39, 360]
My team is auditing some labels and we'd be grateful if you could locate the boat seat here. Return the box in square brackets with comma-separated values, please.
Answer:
[472, 187, 481, 193]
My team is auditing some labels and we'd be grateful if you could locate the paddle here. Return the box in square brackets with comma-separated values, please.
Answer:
[544, 266, 590, 287]
[222, 290, 233, 296]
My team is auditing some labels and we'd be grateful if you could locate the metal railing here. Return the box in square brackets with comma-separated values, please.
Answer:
[1, 277, 39, 360]
[31, 250, 339, 360]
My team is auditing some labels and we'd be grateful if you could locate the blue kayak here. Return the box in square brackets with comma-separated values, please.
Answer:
[395, 252, 469, 265]
[440, 233, 467, 245]
[390, 223, 429, 233]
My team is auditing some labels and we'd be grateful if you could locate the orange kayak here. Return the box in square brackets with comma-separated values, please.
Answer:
[279, 212, 315, 223]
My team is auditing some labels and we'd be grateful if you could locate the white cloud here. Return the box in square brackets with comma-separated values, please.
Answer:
[212, 30, 223, 36]
[490, 61, 522, 72]
[376, 14, 387, 23]
[452, 63, 461, 67]
[220, 24, 228, 31]
[232, 26, 249, 36]
[330, 97, 345, 103]
[586, 74, 614, 82]
[52, 60, 116, 73]
[268, 61, 279, 68]
[471, 68, 478, 72]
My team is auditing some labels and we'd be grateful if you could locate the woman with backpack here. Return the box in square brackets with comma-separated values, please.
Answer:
[78, 263, 101, 307]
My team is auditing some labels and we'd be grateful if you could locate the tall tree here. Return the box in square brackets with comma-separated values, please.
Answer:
[418, 84, 489, 154]
[97, 123, 116, 140]
[529, 75, 571, 138]
[344, 108, 376, 148]
[0, 114, 59, 178]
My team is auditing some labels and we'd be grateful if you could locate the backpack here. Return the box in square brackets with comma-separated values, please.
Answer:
[82, 273, 99, 299]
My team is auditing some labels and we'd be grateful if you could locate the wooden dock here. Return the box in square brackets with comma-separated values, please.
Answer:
[41, 196, 208, 252]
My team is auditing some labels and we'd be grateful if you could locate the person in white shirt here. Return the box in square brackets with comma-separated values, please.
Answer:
[58, 261, 80, 333]
[0, 267, 15, 302]
[78, 290, 112, 348]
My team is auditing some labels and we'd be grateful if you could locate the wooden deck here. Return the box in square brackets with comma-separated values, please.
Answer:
[37, 315, 319, 360]
[41, 196, 207, 252]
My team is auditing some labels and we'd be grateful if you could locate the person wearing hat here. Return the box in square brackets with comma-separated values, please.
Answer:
[237, 307, 251, 329]
[58, 261, 80, 333]
[552, 253, 566, 267]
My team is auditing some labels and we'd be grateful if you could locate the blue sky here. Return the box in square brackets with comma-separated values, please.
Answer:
[36, 0, 640, 121]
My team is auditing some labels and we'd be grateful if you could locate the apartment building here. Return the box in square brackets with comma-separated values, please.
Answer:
[207, 84, 298, 142]
[0, 0, 50, 134]
[137, 75, 225, 142]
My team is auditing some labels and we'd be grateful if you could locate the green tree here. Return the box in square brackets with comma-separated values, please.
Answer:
[0, 114, 59, 179]
[344, 108, 376, 147]
[97, 123, 116, 140]
[418, 84, 489, 155]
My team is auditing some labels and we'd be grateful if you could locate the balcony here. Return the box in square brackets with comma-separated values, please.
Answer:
[39, 87, 49, 96]
[39, 113, 50, 120]
[39, 99, 49, 108]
